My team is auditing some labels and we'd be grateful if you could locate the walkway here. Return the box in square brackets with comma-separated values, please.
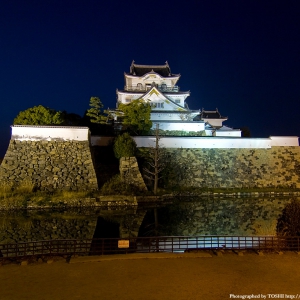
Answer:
[1, 251, 300, 300]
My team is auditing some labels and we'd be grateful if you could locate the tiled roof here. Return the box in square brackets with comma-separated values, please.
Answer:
[199, 109, 227, 119]
[129, 61, 176, 77]
[117, 90, 189, 95]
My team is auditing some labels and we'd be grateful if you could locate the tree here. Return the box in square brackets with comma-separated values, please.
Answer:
[143, 124, 166, 194]
[113, 132, 137, 159]
[13, 105, 64, 125]
[61, 111, 83, 126]
[118, 99, 152, 134]
[86, 97, 107, 124]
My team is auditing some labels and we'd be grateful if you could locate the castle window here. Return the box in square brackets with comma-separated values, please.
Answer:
[137, 83, 142, 90]
[161, 84, 167, 91]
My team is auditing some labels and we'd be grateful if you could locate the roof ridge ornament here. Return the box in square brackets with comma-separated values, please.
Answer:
[130, 60, 135, 74]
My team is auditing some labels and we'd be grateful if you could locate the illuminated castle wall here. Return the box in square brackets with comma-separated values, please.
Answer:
[156, 147, 300, 189]
[133, 136, 300, 189]
[0, 126, 98, 191]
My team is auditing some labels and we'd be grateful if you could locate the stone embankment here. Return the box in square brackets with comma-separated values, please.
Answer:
[0, 140, 98, 191]
[162, 147, 300, 189]
[119, 157, 147, 191]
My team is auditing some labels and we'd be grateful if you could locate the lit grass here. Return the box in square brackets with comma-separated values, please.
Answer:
[100, 174, 150, 196]
[50, 190, 91, 204]
[0, 179, 94, 209]
[0, 177, 300, 210]
[14, 179, 35, 193]
[0, 181, 13, 198]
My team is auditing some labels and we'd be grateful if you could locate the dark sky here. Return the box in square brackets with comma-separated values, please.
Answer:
[1, 0, 300, 157]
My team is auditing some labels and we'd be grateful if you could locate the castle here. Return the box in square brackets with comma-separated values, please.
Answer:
[1, 61, 300, 190]
[113, 61, 241, 136]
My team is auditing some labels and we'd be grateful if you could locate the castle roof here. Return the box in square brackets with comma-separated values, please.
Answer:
[117, 89, 189, 95]
[129, 60, 179, 77]
[199, 109, 227, 120]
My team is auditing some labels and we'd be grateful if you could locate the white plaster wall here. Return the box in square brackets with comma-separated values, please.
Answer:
[127, 74, 176, 88]
[117, 92, 142, 103]
[133, 137, 273, 148]
[151, 113, 186, 121]
[167, 94, 189, 102]
[90, 136, 299, 148]
[205, 129, 213, 136]
[203, 119, 225, 127]
[151, 122, 205, 131]
[270, 136, 299, 146]
[214, 130, 241, 137]
[11, 125, 90, 141]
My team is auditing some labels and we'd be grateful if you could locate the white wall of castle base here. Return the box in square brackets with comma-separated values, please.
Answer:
[11, 125, 90, 141]
[268, 136, 299, 146]
[91, 135, 299, 148]
[132, 136, 299, 148]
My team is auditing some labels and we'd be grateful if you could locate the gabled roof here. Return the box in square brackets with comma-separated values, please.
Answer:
[129, 60, 179, 77]
[217, 125, 239, 131]
[199, 108, 227, 120]
[139, 87, 187, 110]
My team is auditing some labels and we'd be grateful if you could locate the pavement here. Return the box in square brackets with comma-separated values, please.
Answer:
[1, 250, 300, 300]
[69, 251, 213, 263]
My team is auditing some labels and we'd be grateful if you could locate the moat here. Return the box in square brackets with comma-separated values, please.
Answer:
[0, 196, 297, 244]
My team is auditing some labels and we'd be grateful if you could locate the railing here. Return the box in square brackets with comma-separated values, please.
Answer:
[124, 85, 179, 92]
[0, 236, 299, 261]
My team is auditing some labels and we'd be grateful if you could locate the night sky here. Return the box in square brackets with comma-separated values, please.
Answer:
[1, 0, 300, 157]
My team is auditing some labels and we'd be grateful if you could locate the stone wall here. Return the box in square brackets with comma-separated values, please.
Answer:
[0, 140, 98, 191]
[119, 157, 147, 191]
[161, 147, 300, 188]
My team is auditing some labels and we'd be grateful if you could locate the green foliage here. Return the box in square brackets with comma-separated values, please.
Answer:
[118, 99, 152, 134]
[61, 111, 83, 126]
[100, 174, 140, 195]
[277, 198, 300, 236]
[113, 132, 137, 159]
[13, 105, 64, 125]
[86, 97, 107, 124]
